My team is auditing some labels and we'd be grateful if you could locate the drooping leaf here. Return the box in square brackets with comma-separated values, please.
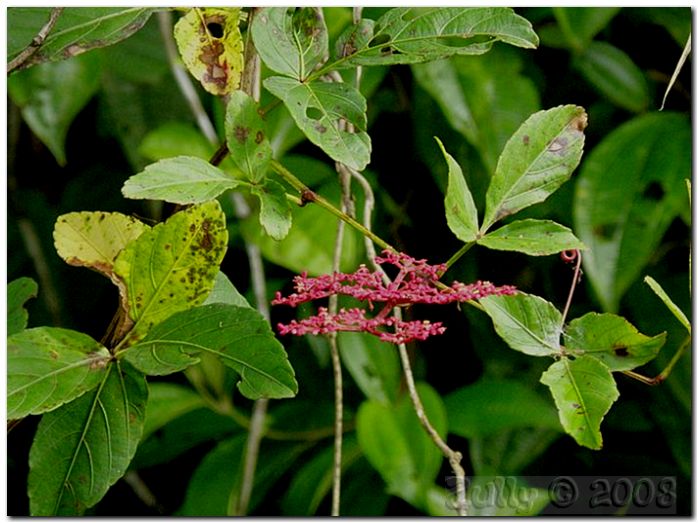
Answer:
[264, 76, 371, 171]
[204, 271, 251, 308]
[8, 52, 102, 165]
[7, 7, 158, 69]
[573, 112, 690, 312]
[574, 41, 649, 113]
[173, 8, 244, 95]
[482, 105, 587, 232]
[480, 293, 562, 356]
[113, 200, 228, 344]
[124, 304, 297, 399]
[437, 137, 479, 242]
[225, 90, 273, 183]
[141, 382, 206, 441]
[340, 7, 538, 67]
[251, 7, 329, 81]
[644, 276, 691, 334]
[250, 179, 293, 240]
[122, 156, 240, 204]
[53, 211, 150, 278]
[478, 219, 585, 256]
[8, 327, 111, 419]
[540, 355, 619, 450]
[28, 362, 147, 515]
[564, 312, 666, 371]
[7, 277, 38, 336]
[552, 7, 621, 51]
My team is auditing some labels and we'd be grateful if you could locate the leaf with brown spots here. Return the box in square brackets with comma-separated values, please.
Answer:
[225, 91, 272, 183]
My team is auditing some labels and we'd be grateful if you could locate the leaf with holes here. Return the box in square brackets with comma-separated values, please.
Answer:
[480, 293, 562, 357]
[174, 7, 243, 95]
[482, 105, 587, 232]
[113, 200, 228, 345]
[251, 179, 292, 240]
[122, 156, 240, 205]
[8, 327, 111, 420]
[340, 7, 538, 67]
[53, 211, 150, 278]
[478, 219, 585, 256]
[264, 76, 370, 170]
[27, 362, 147, 515]
[437, 138, 479, 243]
[564, 312, 666, 371]
[225, 90, 273, 184]
[540, 355, 619, 450]
[124, 304, 298, 399]
[8, 277, 38, 336]
[252, 7, 328, 81]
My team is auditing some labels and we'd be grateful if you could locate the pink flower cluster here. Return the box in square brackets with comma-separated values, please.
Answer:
[272, 250, 516, 344]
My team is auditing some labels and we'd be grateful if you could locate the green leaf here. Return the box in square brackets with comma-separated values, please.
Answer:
[53, 211, 150, 278]
[552, 7, 621, 51]
[204, 271, 251, 308]
[445, 378, 561, 438]
[7, 277, 38, 336]
[338, 332, 401, 404]
[437, 137, 479, 242]
[482, 105, 587, 231]
[28, 362, 147, 515]
[480, 293, 562, 356]
[8, 327, 111, 419]
[173, 8, 243, 96]
[564, 312, 666, 371]
[342, 7, 538, 67]
[8, 52, 102, 165]
[644, 276, 691, 334]
[252, 7, 329, 81]
[573, 112, 690, 312]
[7, 7, 157, 69]
[478, 219, 585, 256]
[574, 41, 649, 113]
[125, 304, 298, 399]
[225, 91, 273, 183]
[141, 382, 206, 441]
[113, 200, 228, 344]
[140, 122, 215, 161]
[264, 75, 371, 171]
[251, 179, 293, 240]
[122, 156, 240, 205]
[469, 428, 561, 476]
[540, 355, 619, 450]
[450, 477, 550, 516]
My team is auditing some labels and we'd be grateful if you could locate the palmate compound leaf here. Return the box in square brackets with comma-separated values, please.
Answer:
[173, 8, 244, 96]
[8, 327, 111, 419]
[28, 361, 147, 516]
[123, 303, 298, 399]
[540, 355, 619, 450]
[7, 276, 38, 336]
[478, 219, 585, 256]
[121, 156, 240, 205]
[482, 105, 587, 232]
[264, 75, 371, 171]
[53, 211, 150, 278]
[113, 200, 228, 345]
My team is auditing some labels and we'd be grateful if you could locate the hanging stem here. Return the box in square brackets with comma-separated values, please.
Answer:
[560, 250, 582, 326]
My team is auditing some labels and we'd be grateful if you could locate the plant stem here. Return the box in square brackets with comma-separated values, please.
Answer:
[560, 250, 582, 326]
[7, 7, 63, 74]
[622, 335, 691, 386]
[442, 241, 476, 273]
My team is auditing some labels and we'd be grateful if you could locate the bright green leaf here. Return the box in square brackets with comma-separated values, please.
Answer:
[8, 52, 102, 165]
[480, 293, 562, 356]
[437, 137, 479, 242]
[225, 90, 273, 183]
[252, 7, 328, 81]
[173, 8, 243, 96]
[122, 156, 240, 205]
[574, 41, 649, 113]
[28, 362, 147, 515]
[264, 76, 371, 171]
[7, 7, 157, 69]
[552, 7, 621, 51]
[478, 219, 585, 256]
[113, 200, 228, 344]
[7, 277, 38, 336]
[251, 179, 293, 240]
[124, 304, 298, 399]
[53, 211, 150, 278]
[141, 382, 206, 441]
[564, 312, 666, 371]
[8, 327, 111, 419]
[204, 271, 251, 308]
[540, 355, 619, 450]
[482, 105, 587, 232]
[644, 276, 691, 334]
[573, 112, 690, 312]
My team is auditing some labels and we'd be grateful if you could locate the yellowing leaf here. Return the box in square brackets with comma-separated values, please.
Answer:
[174, 8, 244, 96]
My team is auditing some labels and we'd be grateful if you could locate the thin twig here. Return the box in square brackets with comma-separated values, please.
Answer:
[560, 250, 582, 326]
[123, 471, 164, 514]
[7, 7, 64, 74]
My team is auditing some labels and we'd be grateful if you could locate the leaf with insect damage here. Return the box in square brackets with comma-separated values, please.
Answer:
[8, 277, 38, 336]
